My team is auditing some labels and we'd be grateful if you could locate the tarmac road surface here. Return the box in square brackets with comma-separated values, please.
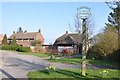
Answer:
[0, 50, 118, 79]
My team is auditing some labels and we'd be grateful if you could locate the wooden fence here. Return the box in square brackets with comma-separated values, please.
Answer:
[30, 48, 58, 55]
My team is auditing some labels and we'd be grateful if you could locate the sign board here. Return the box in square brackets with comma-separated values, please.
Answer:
[76, 6, 91, 19]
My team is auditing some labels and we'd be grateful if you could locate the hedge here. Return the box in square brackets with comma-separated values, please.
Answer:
[1, 45, 11, 50]
[1, 45, 30, 52]
[16, 46, 30, 52]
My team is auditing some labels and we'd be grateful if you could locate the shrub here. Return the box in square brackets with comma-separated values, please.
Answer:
[107, 49, 120, 63]
[16, 46, 30, 52]
[88, 45, 120, 63]
[1, 45, 11, 50]
[10, 45, 19, 50]
[88, 44, 103, 59]
[1, 45, 30, 52]
[1, 45, 19, 50]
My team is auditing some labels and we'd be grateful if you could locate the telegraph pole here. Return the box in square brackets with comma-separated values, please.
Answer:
[76, 6, 91, 76]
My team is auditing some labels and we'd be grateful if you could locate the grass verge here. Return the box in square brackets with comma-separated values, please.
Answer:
[7, 50, 68, 57]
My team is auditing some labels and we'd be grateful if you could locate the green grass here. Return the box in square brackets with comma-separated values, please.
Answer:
[8, 50, 67, 57]
[47, 57, 118, 67]
[28, 69, 119, 78]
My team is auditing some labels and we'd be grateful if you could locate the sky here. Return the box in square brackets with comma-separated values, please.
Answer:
[1, 2, 112, 44]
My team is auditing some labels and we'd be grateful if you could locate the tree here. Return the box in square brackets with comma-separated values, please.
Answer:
[17, 27, 23, 33]
[69, 17, 95, 36]
[69, 16, 95, 46]
[106, 1, 120, 49]
[2, 34, 8, 45]
[88, 1, 120, 63]
[90, 33, 102, 46]
[89, 26, 118, 60]
[86, 17, 95, 38]
[69, 17, 81, 33]
[11, 36, 17, 45]
[31, 40, 42, 51]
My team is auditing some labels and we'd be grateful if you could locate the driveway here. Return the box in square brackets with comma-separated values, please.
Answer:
[0, 50, 118, 79]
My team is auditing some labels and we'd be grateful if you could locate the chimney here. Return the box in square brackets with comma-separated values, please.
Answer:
[66, 31, 68, 34]
[38, 29, 41, 33]
[13, 31, 15, 34]
[78, 30, 80, 34]
[24, 30, 27, 33]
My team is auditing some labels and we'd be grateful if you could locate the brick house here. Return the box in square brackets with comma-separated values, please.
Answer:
[0, 34, 5, 45]
[53, 31, 82, 54]
[8, 30, 44, 47]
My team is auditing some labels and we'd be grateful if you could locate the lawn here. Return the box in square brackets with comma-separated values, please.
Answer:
[9, 50, 67, 57]
[28, 69, 119, 78]
[47, 57, 119, 67]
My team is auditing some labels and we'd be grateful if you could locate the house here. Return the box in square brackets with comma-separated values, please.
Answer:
[42, 45, 53, 49]
[0, 34, 4, 45]
[53, 31, 82, 54]
[8, 30, 44, 47]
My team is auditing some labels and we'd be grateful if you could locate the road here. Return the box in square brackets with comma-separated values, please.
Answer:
[0, 50, 83, 79]
[0, 50, 52, 79]
[0, 50, 118, 79]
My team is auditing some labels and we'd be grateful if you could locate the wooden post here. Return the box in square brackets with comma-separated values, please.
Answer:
[82, 19, 87, 76]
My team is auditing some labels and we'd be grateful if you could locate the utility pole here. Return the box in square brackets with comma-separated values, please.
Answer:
[76, 6, 91, 76]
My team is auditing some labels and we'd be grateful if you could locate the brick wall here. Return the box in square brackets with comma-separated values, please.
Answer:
[35, 32, 44, 45]
[16, 40, 34, 47]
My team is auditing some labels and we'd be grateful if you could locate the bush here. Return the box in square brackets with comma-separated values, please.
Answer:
[1, 45, 30, 52]
[107, 49, 120, 63]
[10, 45, 19, 50]
[1, 45, 11, 50]
[1, 45, 19, 50]
[88, 45, 120, 63]
[88, 44, 103, 59]
[16, 46, 30, 52]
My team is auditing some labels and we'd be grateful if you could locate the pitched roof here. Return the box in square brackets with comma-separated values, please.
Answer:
[8, 32, 39, 39]
[0, 34, 4, 41]
[55, 33, 82, 45]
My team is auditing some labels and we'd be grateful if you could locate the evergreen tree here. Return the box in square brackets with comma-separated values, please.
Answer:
[2, 34, 8, 45]
[106, 1, 120, 48]
[17, 27, 23, 33]
[11, 36, 17, 45]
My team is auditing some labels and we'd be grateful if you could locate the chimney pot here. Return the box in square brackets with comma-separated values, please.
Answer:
[78, 30, 80, 34]
[24, 30, 27, 33]
[38, 29, 41, 33]
[66, 31, 68, 34]
[13, 31, 15, 34]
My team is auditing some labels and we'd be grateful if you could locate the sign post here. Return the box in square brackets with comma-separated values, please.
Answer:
[76, 6, 91, 76]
